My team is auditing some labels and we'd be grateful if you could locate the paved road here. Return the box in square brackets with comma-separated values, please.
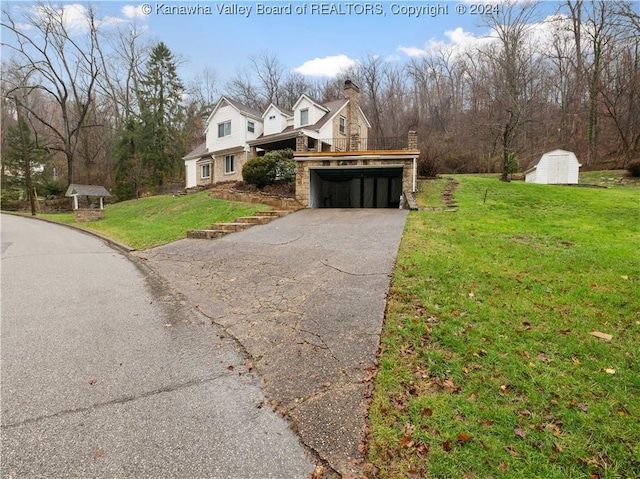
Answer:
[1, 214, 314, 479]
[135, 209, 409, 475]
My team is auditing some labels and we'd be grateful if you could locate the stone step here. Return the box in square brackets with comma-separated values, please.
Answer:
[186, 229, 229, 240]
[235, 216, 272, 225]
[255, 210, 292, 218]
[211, 222, 254, 232]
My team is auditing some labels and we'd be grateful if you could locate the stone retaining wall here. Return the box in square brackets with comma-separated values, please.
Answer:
[209, 188, 304, 211]
[73, 208, 105, 222]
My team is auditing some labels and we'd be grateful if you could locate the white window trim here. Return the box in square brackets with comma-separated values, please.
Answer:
[224, 154, 235, 174]
[200, 163, 211, 179]
[218, 120, 231, 138]
[248, 120, 255, 133]
[339, 116, 346, 135]
[300, 108, 309, 126]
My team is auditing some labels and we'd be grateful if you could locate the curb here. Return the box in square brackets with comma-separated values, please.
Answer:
[1, 211, 135, 253]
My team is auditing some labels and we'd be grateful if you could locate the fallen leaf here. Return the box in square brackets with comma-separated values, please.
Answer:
[420, 407, 433, 418]
[605, 368, 616, 375]
[589, 331, 612, 342]
[578, 403, 589, 413]
[499, 461, 508, 473]
[457, 432, 471, 443]
[442, 439, 453, 452]
[621, 275, 628, 280]
[514, 427, 528, 439]
[94, 448, 104, 460]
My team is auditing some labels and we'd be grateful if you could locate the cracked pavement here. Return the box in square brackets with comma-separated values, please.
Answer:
[134, 209, 408, 476]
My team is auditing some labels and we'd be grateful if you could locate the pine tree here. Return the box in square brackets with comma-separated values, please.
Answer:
[136, 42, 186, 187]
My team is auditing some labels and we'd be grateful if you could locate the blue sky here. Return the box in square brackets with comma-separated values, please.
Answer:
[119, 0, 518, 80]
[6, 1, 636, 86]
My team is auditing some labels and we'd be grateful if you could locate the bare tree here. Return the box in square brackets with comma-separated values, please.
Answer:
[481, 0, 541, 181]
[2, 1, 103, 186]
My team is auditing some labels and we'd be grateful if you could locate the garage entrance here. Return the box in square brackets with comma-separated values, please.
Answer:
[309, 167, 404, 208]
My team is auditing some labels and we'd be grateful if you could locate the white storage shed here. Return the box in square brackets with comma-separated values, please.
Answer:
[525, 149, 582, 184]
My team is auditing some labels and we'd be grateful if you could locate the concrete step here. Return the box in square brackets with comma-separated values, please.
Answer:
[211, 222, 254, 232]
[235, 216, 272, 225]
[186, 229, 229, 239]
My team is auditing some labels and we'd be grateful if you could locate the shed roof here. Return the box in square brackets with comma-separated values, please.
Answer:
[65, 184, 112, 197]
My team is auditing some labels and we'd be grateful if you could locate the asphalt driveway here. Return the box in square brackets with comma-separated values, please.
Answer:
[134, 208, 408, 475]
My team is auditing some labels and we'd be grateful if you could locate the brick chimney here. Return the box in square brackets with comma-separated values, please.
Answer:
[344, 80, 361, 151]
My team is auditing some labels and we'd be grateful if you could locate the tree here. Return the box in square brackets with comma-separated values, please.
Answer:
[1, 1, 103, 186]
[481, 0, 541, 181]
[135, 41, 186, 187]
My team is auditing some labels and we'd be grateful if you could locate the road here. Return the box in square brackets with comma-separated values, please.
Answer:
[0, 214, 314, 479]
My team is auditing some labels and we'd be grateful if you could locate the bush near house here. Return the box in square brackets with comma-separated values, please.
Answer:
[242, 149, 295, 189]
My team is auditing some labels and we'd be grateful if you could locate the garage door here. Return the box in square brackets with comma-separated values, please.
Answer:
[309, 167, 403, 208]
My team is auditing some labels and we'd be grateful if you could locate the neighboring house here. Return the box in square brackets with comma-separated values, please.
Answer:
[184, 97, 263, 188]
[525, 149, 582, 184]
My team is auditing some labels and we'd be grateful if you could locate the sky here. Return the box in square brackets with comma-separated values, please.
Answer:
[3, 1, 639, 87]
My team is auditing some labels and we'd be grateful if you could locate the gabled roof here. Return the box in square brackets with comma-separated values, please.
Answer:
[205, 96, 263, 125]
[65, 184, 111, 197]
[291, 94, 330, 114]
[183, 141, 211, 161]
[263, 103, 293, 119]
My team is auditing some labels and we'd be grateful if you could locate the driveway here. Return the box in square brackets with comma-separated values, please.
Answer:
[1, 214, 314, 478]
[134, 208, 408, 475]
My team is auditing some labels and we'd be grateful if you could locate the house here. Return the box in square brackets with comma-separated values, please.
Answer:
[184, 97, 263, 188]
[525, 149, 582, 184]
[184, 81, 420, 208]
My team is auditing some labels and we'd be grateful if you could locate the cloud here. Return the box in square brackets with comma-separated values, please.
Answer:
[397, 27, 492, 58]
[293, 54, 358, 78]
[122, 5, 148, 19]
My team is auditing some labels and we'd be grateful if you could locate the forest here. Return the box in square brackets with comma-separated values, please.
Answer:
[2, 0, 639, 201]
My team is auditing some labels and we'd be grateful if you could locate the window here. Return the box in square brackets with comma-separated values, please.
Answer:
[218, 121, 231, 137]
[225, 154, 235, 174]
[300, 108, 309, 126]
[339, 116, 346, 135]
[248, 121, 255, 133]
[200, 163, 210, 179]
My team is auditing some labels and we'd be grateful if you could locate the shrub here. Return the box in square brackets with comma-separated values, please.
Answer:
[242, 155, 277, 188]
[242, 149, 295, 188]
[627, 160, 640, 177]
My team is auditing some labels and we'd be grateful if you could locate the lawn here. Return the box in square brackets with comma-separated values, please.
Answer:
[36, 190, 269, 249]
[367, 175, 640, 478]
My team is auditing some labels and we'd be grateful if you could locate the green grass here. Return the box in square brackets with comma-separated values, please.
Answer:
[36, 191, 269, 249]
[368, 175, 640, 478]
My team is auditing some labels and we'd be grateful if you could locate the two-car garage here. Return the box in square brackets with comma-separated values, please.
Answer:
[309, 167, 404, 208]
[295, 153, 419, 209]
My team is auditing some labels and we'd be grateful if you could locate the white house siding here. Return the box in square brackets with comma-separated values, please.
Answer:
[263, 105, 289, 136]
[206, 103, 249, 153]
[293, 97, 326, 129]
[185, 158, 198, 188]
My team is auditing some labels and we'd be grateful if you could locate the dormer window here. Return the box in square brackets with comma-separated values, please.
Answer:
[218, 120, 231, 137]
[300, 108, 309, 126]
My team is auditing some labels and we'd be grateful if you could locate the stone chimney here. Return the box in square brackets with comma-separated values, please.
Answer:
[344, 80, 361, 151]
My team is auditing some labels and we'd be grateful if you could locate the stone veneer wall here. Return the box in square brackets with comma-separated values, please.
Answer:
[74, 208, 105, 222]
[295, 157, 415, 207]
[209, 188, 304, 210]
